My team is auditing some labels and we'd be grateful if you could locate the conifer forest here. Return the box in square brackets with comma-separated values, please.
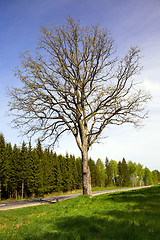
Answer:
[0, 133, 159, 200]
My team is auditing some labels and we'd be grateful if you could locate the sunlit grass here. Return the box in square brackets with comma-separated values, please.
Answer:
[0, 185, 160, 240]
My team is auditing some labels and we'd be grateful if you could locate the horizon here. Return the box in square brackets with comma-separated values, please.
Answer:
[0, 0, 160, 171]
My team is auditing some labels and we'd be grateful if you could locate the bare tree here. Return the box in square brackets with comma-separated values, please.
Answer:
[8, 17, 151, 195]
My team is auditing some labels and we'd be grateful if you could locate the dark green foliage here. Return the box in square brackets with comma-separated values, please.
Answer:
[10, 144, 20, 198]
[143, 167, 153, 186]
[0, 133, 159, 200]
[88, 158, 100, 187]
[27, 148, 43, 197]
[3, 143, 13, 198]
[105, 157, 113, 186]
[0, 137, 84, 199]
[75, 157, 82, 189]
[117, 158, 130, 187]
[152, 170, 159, 185]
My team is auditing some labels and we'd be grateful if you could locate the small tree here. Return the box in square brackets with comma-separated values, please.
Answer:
[144, 167, 153, 186]
[137, 163, 145, 186]
[105, 157, 113, 186]
[19, 142, 28, 199]
[109, 160, 118, 186]
[8, 17, 151, 195]
[117, 158, 130, 187]
[128, 161, 137, 186]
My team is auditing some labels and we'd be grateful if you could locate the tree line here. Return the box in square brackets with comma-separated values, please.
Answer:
[0, 133, 159, 200]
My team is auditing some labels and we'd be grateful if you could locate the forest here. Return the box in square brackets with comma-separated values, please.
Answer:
[0, 133, 159, 200]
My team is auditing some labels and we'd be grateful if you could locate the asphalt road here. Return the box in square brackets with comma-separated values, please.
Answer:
[0, 186, 152, 210]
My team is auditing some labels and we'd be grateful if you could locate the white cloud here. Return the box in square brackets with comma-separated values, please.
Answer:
[143, 79, 160, 93]
[142, 79, 160, 108]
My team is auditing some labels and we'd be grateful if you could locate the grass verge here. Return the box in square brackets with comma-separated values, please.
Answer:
[0, 185, 160, 240]
[0, 186, 130, 203]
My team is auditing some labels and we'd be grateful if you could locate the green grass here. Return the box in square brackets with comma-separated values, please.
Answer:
[0, 186, 160, 240]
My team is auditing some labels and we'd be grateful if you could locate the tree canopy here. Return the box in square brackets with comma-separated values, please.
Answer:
[8, 17, 151, 195]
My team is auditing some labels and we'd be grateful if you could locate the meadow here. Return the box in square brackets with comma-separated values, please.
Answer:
[0, 185, 160, 240]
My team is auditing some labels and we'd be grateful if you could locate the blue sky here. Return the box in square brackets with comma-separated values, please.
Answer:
[0, 0, 160, 170]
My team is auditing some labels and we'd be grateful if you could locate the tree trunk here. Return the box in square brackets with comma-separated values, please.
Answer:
[15, 189, 17, 200]
[113, 177, 116, 186]
[22, 180, 24, 199]
[140, 179, 142, 186]
[81, 148, 92, 196]
[10, 189, 12, 199]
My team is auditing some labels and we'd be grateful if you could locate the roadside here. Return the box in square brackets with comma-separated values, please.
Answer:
[0, 185, 152, 211]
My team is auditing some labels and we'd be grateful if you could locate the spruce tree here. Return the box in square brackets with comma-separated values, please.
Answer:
[88, 158, 97, 187]
[69, 154, 78, 190]
[53, 154, 63, 192]
[105, 157, 112, 186]
[27, 148, 43, 196]
[121, 158, 130, 187]
[117, 161, 123, 186]
[19, 142, 28, 199]
[3, 143, 13, 198]
[0, 133, 5, 200]
[42, 148, 53, 193]
[65, 153, 73, 191]
[47, 150, 56, 193]
[11, 144, 20, 199]
[75, 157, 82, 189]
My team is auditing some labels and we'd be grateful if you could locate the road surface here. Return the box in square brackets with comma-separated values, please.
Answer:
[0, 186, 152, 210]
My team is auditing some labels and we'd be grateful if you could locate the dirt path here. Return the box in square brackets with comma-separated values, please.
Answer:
[0, 185, 152, 211]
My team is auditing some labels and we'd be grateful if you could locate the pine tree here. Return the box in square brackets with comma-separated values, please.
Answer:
[69, 154, 78, 190]
[64, 153, 73, 191]
[105, 157, 112, 186]
[46, 150, 56, 193]
[53, 154, 63, 192]
[11, 144, 20, 199]
[75, 157, 82, 189]
[36, 139, 43, 159]
[58, 154, 68, 192]
[42, 148, 53, 193]
[27, 147, 43, 197]
[121, 158, 130, 186]
[88, 158, 100, 187]
[19, 142, 28, 199]
[3, 143, 13, 198]
[0, 133, 5, 200]
[117, 161, 123, 186]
